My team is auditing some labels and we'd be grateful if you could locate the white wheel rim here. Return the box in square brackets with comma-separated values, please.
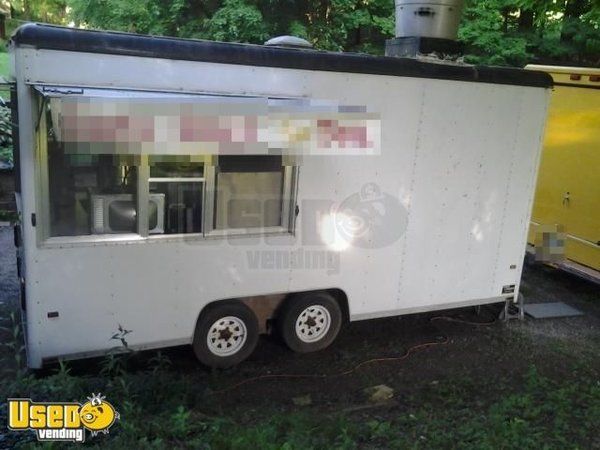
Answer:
[206, 316, 248, 357]
[295, 305, 331, 343]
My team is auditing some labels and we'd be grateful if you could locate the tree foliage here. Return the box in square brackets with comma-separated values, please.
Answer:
[9, 0, 68, 24]
[61, 0, 395, 52]
[459, 0, 600, 66]
[200, 0, 269, 43]
[6, 0, 600, 67]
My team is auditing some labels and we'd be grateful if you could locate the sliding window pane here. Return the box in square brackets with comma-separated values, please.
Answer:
[214, 155, 284, 230]
[149, 182, 203, 234]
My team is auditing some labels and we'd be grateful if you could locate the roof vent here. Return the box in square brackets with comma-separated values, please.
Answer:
[264, 36, 313, 49]
[395, 0, 465, 40]
[386, 0, 465, 59]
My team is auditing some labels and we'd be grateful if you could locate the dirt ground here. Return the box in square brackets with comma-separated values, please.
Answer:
[196, 263, 600, 415]
[1, 223, 599, 421]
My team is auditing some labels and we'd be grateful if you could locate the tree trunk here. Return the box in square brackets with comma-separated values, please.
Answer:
[23, 0, 31, 20]
[560, 0, 589, 42]
[518, 9, 534, 32]
[501, 8, 510, 33]
[563, 0, 588, 19]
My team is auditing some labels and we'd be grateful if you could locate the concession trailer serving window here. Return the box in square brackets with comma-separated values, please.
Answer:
[33, 86, 298, 243]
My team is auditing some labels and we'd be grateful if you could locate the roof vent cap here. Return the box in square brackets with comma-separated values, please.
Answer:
[264, 35, 313, 49]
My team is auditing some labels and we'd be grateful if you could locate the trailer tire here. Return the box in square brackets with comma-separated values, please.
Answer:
[278, 292, 342, 353]
[193, 301, 259, 369]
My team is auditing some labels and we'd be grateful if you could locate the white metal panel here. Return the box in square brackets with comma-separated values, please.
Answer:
[13, 48, 49, 368]
[23, 48, 328, 99]
[493, 88, 549, 292]
[398, 82, 525, 306]
[288, 79, 424, 317]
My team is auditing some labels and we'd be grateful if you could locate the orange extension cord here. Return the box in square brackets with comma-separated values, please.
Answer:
[209, 315, 496, 395]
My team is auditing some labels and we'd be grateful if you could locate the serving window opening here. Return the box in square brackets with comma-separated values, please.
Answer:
[35, 87, 298, 243]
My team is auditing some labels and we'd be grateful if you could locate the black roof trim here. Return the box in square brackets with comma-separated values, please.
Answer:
[12, 23, 553, 89]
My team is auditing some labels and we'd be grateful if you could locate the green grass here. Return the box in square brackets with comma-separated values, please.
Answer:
[2, 355, 599, 449]
[0, 51, 9, 80]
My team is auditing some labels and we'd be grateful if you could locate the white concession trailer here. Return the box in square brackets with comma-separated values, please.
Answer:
[9, 23, 551, 368]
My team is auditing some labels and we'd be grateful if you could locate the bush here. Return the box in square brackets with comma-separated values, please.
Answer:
[0, 104, 13, 166]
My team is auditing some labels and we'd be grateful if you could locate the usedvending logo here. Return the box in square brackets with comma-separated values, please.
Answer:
[7, 393, 119, 443]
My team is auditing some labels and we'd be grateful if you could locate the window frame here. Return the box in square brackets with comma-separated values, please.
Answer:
[146, 160, 206, 238]
[34, 90, 299, 247]
[203, 163, 297, 238]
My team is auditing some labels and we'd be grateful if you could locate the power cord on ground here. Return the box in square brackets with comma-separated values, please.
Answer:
[209, 334, 449, 395]
[208, 311, 498, 395]
[430, 316, 496, 326]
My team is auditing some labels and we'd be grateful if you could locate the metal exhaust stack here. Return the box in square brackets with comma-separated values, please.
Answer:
[386, 0, 465, 59]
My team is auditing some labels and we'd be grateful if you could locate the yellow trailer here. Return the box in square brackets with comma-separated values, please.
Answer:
[525, 65, 600, 280]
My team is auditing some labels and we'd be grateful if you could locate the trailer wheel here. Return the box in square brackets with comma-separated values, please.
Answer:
[278, 292, 342, 353]
[193, 302, 259, 368]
